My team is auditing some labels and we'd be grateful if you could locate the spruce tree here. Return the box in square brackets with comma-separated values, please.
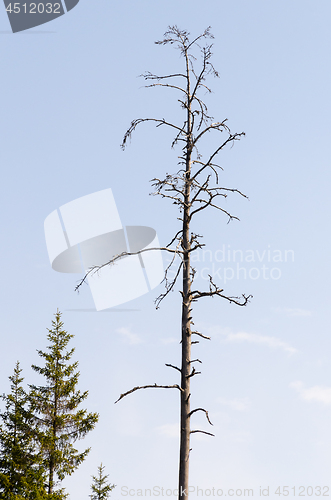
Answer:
[89, 463, 115, 500]
[29, 311, 99, 498]
[0, 361, 46, 500]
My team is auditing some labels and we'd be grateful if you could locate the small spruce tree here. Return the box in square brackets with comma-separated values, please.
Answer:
[0, 361, 46, 500]
[89, 463, 115, 500]
[29, 311, 99, 498]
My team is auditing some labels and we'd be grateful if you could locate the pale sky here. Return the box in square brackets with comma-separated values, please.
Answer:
[1, 1, 331, 498]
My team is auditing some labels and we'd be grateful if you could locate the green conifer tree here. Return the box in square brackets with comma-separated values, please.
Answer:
[0, 361, 46, 500]
[29, 311, 99, 498]
[89, 463, 115, 500]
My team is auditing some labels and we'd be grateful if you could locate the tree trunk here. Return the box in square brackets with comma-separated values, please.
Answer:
[178, 258, 192, 498]
[48, 458, 54, 495]
[178, 53, 192, 498]
[49, 380, 58, 495]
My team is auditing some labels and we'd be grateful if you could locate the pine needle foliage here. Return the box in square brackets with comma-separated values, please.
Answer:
[0, 362, 46, 500]
[89, 463, 115, 500]
[29, 311, 99, 497]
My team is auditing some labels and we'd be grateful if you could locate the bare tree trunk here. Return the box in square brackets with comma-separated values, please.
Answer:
[179, 53, 192, 497]
[179, 219, 192, 497]
[178, 251, 192, 498]
[178, 47, 192, 499]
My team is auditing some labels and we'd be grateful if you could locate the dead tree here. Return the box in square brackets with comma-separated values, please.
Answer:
[76, 26, 251, 500]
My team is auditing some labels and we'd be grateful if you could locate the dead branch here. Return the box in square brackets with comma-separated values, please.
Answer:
[193, 121, 229, 145]
[191, 132, 245, 181]
[190, 430, 215, 437]
[140, 71, 186, 80]
[188, 408, 213, 426]
[191, 56, 210, 102]
[151, 177, 187, 204]
[191, 331, 210, 340]
[166, 229, 183, 248]
[165, 363, 181, 373]
[155, 259, 183, 309]
[190, 197, 239, 223]
[171, 125, 188, 148]
[75, 246, 182, 293]
[144, 82, 188, 97]
[186, 367, 201, 379]
[155, 26, 213, 53]
[191, 180, 248, 202]
[114, 383, 183, 404]
[191, 275, 252, 306]
[121, 118, 186, 149]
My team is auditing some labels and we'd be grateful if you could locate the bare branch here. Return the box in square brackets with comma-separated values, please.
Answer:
[191, 182, 248, 200]
[155, 26, 190, 49]
[114, 383, 183, 404]
[186, 26, 214, 51]
[190, 198, 239, 222]
[188, 408, 213, 426]
[193, 120, 229, 146]
[171, 123, 188, 148]
[140, 71, 186, 80]
[187, 367, 201, 379]
[75, 246, 183, 293]
[191, 331, 211, 340]
[166, 229, 183, 248]
[121, 118, 186, 150]
[191, 275, 253, 306]
[192, 159, 223, 171]
[190, 46, 211, 101]
[165, 363, 181, 373]
[191, 95, 212, 130]
[190, 429, 215, 437]
[144, 83, 188, 97]
[191, 132, 245, 181]
[155, 260, 183, 309]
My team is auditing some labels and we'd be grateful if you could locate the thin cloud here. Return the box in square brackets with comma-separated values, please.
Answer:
[225, 331, 297, 354]
[224, 430, 253, 444]
[160, 337, 178, 345]
[156, 423, 179, 438]
[204, 326, 297, 354]
[274, 307, 312, 317]
[290, 381, 331, 405]
[116, 327, 143, 345]
[217, 397, 251, 412]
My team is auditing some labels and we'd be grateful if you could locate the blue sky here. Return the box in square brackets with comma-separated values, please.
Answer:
[1, 1, 331, 498]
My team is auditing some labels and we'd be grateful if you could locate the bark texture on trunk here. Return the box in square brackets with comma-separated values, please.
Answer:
[178, 50, 192, 499]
